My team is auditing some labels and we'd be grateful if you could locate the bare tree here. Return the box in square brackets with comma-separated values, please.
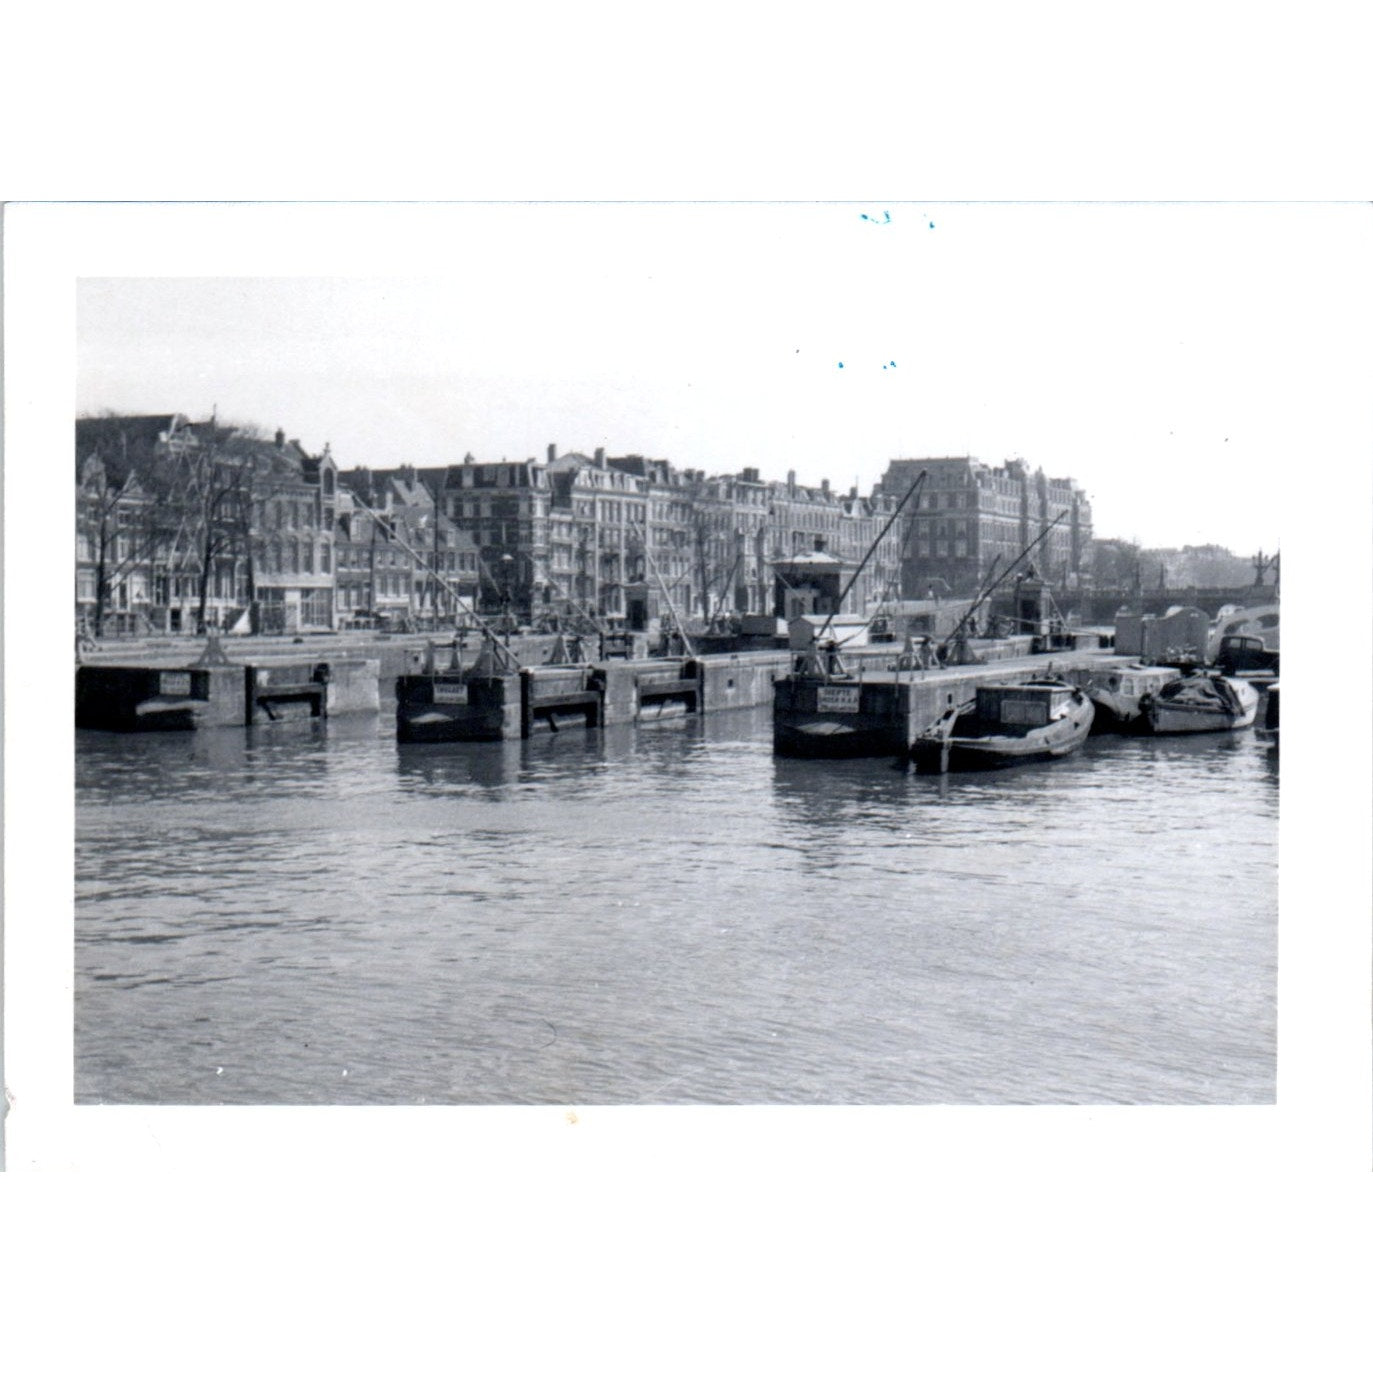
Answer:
[158, 422, 260, 633]
[76, 414, 176, 637]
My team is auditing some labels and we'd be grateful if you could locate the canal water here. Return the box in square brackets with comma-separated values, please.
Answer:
[75, 705, 1278, 1105]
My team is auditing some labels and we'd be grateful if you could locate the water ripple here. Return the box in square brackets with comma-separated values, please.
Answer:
[76, 704, 1276, 1104]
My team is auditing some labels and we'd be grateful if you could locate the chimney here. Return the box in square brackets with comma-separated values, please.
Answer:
[821, 478, 830, 496]
[787, 470, 796, 492]
[547, 443, 557, 463]
[594, 447, 605, 464]
[274, 428, 285, 448]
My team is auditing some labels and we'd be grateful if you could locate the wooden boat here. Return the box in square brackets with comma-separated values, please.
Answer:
[1139, 672, 1259, 734]
[910, 679, 1095, 773]
[1065, 662, 1182, 732]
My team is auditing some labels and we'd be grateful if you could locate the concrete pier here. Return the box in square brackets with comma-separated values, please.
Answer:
[694, 651, 792, 712]
[395, 650, 792, 742]
[395, 671, 522, 743]
[76, 657, 380, 731]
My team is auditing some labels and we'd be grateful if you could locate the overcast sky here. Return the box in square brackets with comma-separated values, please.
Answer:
[75, 202, 1365, 552]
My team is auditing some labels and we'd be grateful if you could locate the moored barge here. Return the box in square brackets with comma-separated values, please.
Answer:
[909, 679, 1094, 773]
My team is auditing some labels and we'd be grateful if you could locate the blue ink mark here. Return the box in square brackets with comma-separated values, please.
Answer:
[859, 210, 892, 225]
[929, 220, 935, 229]
[837, 361, 844, 369]
[882, 360, 898, 370]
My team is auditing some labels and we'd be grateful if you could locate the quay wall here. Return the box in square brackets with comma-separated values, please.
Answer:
[325, 660, 381, 716]
[78, 656, 380, 731]
[76, 664, 246, 731]
[694, 652, 793, 712]
[595, 660, 647, 726]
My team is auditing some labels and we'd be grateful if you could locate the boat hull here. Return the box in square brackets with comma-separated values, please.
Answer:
[1256, 683, 1279, 749]
[1142, 676, 1259, 734]
[773, 716, 909, 759]
[910, 693, 1095, 773]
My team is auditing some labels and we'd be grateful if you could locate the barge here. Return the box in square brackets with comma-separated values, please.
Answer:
[909, 679, 1094, 773]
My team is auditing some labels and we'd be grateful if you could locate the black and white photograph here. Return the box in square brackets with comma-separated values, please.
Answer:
[60, 203, 1299, 1111]
[3, 191, 1369, 1368]
[5, 6, 1373, 1365]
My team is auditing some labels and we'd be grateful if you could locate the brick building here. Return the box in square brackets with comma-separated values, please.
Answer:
[334, 467, 479, 629]
[76, 414, 342, 635]
[77, 416, 1092, 642]
[878, 456, 1092, 598]
[248, 431, 339, 633]
[411, 446, 906, 631]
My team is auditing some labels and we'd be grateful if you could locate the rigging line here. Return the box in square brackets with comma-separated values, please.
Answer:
[348, 493, 518, 671]
[848, 490, 927, 644]
[814, 471, 928, 644]
[939, 511, 1067, 652]
[635, 531, 695, 656]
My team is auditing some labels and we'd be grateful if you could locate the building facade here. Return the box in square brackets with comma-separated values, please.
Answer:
[878, 456, 1093, 599]
[77, 417, 1093, 640]
[335, 467, 480, 629]
[76, 414, 342, 635]
[248, 432, 339, 633]
[417, 448, 908, 631]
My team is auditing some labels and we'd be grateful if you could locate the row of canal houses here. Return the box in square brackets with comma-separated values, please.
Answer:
[76, 417, 914, 637]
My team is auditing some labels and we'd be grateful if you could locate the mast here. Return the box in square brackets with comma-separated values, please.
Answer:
[814, 470, 927, 643]
[937, 511, 1067, 653]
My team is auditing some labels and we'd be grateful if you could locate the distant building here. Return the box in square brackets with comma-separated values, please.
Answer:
[434, 448, 558, 621]
[334, 466, 479, 629]
[75, 414, 171, 635]
[76, 416, 1092, 642]
[407, 447, 904, 631]
[76, 414, 341, 635]
[248, 430, 339, 634]
[878, 456, 1092, 598]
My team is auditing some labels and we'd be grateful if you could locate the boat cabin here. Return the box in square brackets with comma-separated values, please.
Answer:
[974, 682, 1073, 729]
[1079, 663, 1180, 699]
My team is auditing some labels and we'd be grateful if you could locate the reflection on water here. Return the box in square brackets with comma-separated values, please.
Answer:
[76, 704, 1277, 1105]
